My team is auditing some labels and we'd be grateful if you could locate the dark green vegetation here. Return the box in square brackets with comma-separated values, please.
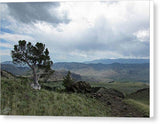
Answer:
[62, 71, 74, 91]
[62, 71, 91, 93]
[1, 70, 149, 117]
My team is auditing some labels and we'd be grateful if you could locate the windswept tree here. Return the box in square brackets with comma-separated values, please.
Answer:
[11, 40, 53, 89]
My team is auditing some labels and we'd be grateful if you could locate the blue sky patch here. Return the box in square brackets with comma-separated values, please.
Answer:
[0, 27, 14, 34]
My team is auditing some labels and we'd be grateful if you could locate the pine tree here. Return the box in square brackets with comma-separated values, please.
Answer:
[63, 71, 74, 91]
[11, 40, 53, 89]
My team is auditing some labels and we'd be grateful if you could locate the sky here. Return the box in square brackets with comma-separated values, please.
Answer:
[0, 1, 150, 63]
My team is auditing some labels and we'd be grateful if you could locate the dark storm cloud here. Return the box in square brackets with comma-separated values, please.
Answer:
[6, 2, 70, 24]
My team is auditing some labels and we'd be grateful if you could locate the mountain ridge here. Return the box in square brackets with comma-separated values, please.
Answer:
[1, 58, 150, 66]
[84, 58, 149, 64]
[52, 62, 149, 83]
[1, 60, 149, 83]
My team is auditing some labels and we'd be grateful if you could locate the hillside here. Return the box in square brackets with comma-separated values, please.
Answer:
[1, 70, 149, 117]
[53, 62, 149, 83]
[1, 61, 150, 83]
[1, 61, 28, 67]
[127, 88, 149, 105]
[124, 88, 150, 117]
[1, 70, 110, 116]
[1, 63, 82, 82]
[48, 70, 81, 81]
[25, 69, 82, 82]
[1, 64, 30, 75]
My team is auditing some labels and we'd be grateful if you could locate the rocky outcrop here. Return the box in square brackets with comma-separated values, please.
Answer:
[69, 81, 91, 93]
[91, 87, 125, 102]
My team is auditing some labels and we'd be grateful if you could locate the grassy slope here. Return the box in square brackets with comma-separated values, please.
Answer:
[123, 88, 149, 117]
[42, 81, 150, 117]
[1, 70, 150, 117]
[1, 77, 110, 116]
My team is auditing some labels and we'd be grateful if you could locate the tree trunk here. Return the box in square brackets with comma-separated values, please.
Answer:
[31, 67, 41, 90]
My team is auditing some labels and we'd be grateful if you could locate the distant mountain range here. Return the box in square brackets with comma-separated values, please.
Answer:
[1, 58, 149, 67]
[1, 61, 28, 67]
[52, 62, 149, 83]
[1, 64, 30, 75]
[84, 58, 149, 64]
[1, 59, 150, 83]
[1, 62, 81, 81]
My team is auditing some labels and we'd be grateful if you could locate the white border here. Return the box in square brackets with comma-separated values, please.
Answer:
[150, 0, 154, 118]
[0, 0, 155, 122]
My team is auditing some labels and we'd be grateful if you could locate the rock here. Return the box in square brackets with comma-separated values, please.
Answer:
[107, 101, 111, 105]
[70, 81, 91, 93]
[95, 87, 125, 99]
[97, 93, 102, 97]
[108, 80, 114, 83]
[123, 106, 127, 110]
[108, 89, 125, 98]
[31, 83, 41, 90]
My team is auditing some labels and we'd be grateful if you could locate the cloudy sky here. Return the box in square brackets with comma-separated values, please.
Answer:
[0, 1, 150, 63]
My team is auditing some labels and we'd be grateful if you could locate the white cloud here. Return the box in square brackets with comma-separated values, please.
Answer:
[0, 33, 35, 43]
[0, 49, 10, 56]
[0, 42, 12, 48]
[133, 29, 150, 42]
[0, 1, 150, 62]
